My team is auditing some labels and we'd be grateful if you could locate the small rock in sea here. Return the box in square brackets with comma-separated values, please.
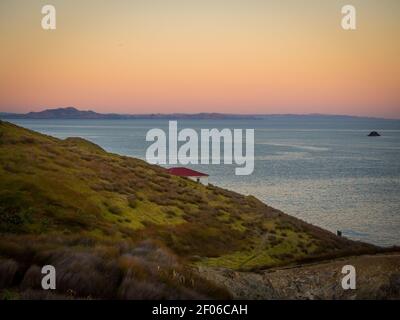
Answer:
[368, 131, 381, 137]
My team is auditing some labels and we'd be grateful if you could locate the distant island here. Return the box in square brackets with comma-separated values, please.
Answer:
[0, 107, 397, 121]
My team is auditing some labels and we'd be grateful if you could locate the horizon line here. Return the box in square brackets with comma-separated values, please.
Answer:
[1, 107, 400, 121]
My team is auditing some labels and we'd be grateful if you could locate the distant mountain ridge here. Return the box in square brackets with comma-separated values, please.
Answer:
[0, 107, 257, 120]
[0, 107, 397, 121]
[0, 107, 119, 119]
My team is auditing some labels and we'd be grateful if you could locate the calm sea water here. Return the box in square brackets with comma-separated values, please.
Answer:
[8, 117, 400, 247]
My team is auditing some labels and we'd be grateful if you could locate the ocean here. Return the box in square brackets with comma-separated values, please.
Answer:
[7, 117, 400, 247]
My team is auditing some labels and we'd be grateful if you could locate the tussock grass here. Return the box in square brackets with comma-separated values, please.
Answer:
[0, 121, 380, 297]
[0, 235, 231, 299]
[0, 259, 18, 288]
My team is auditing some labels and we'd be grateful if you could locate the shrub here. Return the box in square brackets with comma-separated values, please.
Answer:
[19, 289, 71, 300]
[21, 265, 42, 289]
[56, 251, 121, 298]
[19, 136, 35, 144]
[164, 209, 176, 217]
[127, 195, 138, 208]
[3, 163, 20, 173]
[0, 259, 19, 288]
[108, 205, 123, 215]
[118, 276, 166, 299]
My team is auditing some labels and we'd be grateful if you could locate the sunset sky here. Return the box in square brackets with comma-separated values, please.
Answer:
[0, 0, 399, 118]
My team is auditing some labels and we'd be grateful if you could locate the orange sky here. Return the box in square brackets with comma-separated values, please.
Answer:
[0, 0, 399, 118]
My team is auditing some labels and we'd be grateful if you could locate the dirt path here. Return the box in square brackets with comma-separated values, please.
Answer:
[197, 253, 400, 299]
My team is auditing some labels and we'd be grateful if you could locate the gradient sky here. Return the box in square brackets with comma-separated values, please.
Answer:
[0, 0, 399, 117]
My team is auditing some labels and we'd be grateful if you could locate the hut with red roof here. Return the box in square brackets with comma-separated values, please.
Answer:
[166, 167, 209, 185]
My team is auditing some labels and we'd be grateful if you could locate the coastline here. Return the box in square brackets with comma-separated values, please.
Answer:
[4, 117, 400, 247]
[2, 120, 397, 299]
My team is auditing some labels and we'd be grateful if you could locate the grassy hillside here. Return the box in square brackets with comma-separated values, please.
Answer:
[0, 120, 378, 299]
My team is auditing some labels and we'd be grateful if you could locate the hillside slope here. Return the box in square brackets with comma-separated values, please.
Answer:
[0, 120, 379, 299]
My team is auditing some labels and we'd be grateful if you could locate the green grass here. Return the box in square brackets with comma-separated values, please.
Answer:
[0, 120, 378, 283]
[197, 224, 319, 270]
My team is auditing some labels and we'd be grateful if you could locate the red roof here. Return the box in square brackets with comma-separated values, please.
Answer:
[167, 167, 209, 177]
